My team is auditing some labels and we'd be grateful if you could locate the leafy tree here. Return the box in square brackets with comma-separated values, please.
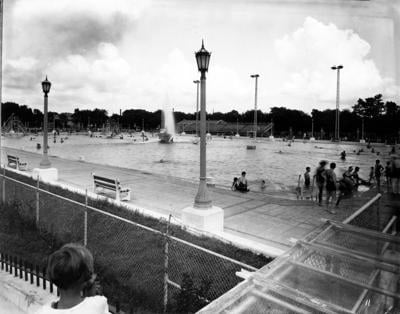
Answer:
[384, 101, 399, 117]
[353, 94, 384, 119]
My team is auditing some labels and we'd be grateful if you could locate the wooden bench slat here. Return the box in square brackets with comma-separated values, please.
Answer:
[93, 175, 117, 184]
[95, 183, 117, 191]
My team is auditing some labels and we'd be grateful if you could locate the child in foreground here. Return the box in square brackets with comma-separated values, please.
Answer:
[35, 243, 110, 314]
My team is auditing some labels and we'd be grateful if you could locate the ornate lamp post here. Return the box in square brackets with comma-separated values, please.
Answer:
[182, 41, 223, 233]
[40, 76, 51, 168]
[331, 65, 343, 141]
[194, 40, 212, 208]
[193, 80, 200, 137]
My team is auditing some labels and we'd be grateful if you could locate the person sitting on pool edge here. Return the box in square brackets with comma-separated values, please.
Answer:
[35, 243, 110, 314]
[236, 171, 250, 192]
[231, 177, 238, 191]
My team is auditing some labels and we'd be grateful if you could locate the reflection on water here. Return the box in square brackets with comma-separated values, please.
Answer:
[3, 134, 393, 190]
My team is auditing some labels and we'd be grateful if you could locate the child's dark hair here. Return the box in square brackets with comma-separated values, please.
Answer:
[47, 243, 94, 290]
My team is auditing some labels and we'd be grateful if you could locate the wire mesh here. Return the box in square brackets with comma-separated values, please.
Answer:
[2, 175, 36, 222]
[38, 188, 85, 245]
[168, 237, 247, 303]
[346, 196, 397, 233]
[300, 246, 375, 286]
[318, 227, 388, 257]
[86, 208, 165, 313]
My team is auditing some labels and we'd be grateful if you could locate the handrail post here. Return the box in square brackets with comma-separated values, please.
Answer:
[376, 196, 381, 231]
[163, 214, 171, 313]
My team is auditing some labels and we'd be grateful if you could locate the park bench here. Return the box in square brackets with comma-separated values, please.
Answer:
[7, 154, 27, 171]
[92, 173, 131, 201]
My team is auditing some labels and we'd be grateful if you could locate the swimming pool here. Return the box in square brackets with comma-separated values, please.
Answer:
[3, 133, 393, 191]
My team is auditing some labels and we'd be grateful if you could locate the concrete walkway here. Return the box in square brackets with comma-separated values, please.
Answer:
[4, 147, 383, 255]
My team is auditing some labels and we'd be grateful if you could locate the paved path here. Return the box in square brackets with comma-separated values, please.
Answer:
[3, 147, 388, 255]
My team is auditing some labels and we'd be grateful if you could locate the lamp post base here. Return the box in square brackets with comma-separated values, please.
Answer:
[269, 135, 275, 141]
[310, 137, 315, 142]
[182, 205, 224, 234]
[32, 168, 58, 182]
[39, 154, 51, 169]
[360, 139, 366, 143]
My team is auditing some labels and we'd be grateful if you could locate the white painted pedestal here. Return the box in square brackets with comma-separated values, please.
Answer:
[269, 135, 275, 141]
[182, 206, 224, 234]
[32, 168, 58, 182]
[360, 139, 366, 143]
[310, 137, 316, 142]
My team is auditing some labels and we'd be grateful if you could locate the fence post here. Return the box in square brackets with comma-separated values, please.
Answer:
[2, 167, 5, 203]
[84, 189, 88, 246]
[42, 266, 46, 290]
[163, 214, 171, 314]
[19, 258, 23, 279]
[24, 261, 28, 281]
[9, 255, 12, 274]
[36, 265, 40, 287]
[36, 177, 40, 226]
[30, 263, 34, 284]
[376, 197, 381, 231]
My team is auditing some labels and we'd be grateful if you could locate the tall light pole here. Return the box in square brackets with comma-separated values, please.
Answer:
[331, 65, 343, 141]
[193, 80, 200, 137]
[194, 40, 212, 208]
[40, 76, 51, 168]
[251, 74, 259, 141]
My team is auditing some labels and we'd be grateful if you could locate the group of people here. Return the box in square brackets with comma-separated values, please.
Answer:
[371, 156, 400, 194]
[300, 161, 369, 214]
[231, 171, 250, 192]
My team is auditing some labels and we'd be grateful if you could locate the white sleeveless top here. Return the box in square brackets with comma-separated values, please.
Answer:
[34, 296, 110, 314]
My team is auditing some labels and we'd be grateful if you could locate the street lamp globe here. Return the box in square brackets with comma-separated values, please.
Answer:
[42, 76, 51, 95]
[331, 65, 343, 70]
[195, 40, 211, 73]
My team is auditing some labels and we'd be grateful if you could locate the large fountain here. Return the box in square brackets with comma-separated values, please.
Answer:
[159, 107, 175, 143]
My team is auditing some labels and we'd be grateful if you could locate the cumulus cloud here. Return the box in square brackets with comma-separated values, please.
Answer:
[10, 0, 149, 57]
[274, 17, 396, 111]
[3, 0, 150, 110]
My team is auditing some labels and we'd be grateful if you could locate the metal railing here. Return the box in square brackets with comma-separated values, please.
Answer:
[343, 193, 397, 234]
[0, 168, 262, 313]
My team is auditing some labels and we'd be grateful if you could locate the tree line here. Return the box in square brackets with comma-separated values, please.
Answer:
[2, 94, 399, 141]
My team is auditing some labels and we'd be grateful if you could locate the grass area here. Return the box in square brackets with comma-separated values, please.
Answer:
[0, 169, 273, 313]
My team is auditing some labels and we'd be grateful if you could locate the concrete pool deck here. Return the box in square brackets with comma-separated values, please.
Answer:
[3, 146, 392, 256]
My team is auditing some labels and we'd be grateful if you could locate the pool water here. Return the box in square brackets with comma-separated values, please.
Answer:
[3, 133, 394, 191]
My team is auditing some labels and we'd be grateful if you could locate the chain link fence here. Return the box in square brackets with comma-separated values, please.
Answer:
[0, 169, 264, 313]
[343, 193, 397, 234]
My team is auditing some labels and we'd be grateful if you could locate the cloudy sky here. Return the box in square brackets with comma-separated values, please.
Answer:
[2, 0, 399, 114]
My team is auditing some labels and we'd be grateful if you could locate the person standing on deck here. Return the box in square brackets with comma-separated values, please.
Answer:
[314, 161, 327, 206]
[374, 159, 384, 192]
[325, 162, 338, 214]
